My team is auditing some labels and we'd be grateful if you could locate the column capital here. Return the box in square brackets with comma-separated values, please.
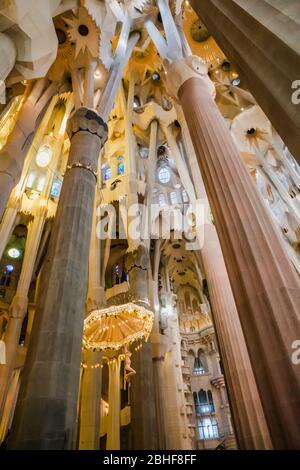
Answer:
[67, 107, 108, 142]
[164, 56, 215, 100]
[66, 107, 108, 178]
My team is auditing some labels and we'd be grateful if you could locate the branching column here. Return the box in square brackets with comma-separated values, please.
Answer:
[167, 57, 300, 448]
[0, 80, 57, 220]
[0, 204, 47, 421]
[8, 108, 108, 449]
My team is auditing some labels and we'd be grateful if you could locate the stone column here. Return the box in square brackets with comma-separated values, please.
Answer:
[8, 108, 108, 449]
[131, 342, 157, 450]
[176, 106, 272, 449]
[151, 356, 167, 450]
[151, 324, 169, 450]
[163, 313, 191, 449]
[148, 243, 168, 450]
[190, 0, 300, 163]
[167, 57, 300, 449]
[200, 224, 272, 449]
[126, 246, 158, 450]
[78, 350, 102, 450]
[0, 80, 57, 220]
[0, 195, 21, 260]
[0, 204, 47, 421]
[106, 355, 121, 450]
[78, 194, 106, 450]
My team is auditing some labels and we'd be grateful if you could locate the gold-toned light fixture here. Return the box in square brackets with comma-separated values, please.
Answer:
[83, 302, 154, 351]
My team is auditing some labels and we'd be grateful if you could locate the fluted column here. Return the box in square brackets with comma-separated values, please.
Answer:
[167, 57, 300, 448]
[8, 108, 108, 449]
[190, 0, 300, 163]
[78, 350, 102, 450]
[0, 204, 47, 421]
[106, 355, 121, 450]
[201, 224, 272, 449]
[175, 105, 272, 448]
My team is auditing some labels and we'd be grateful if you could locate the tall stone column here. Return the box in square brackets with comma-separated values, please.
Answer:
[190, 0, 300, 163]
[163, 312, 192, 450]
[126, 247, 158, 449]
[131, 342, 157, 450]
[151, 319, 169, 450]
[0, 195, 21, 260]
[78, 194, 106, 450]
[151, 356, 167, 450]
[200, 225, 272, 449]
[176, 106, 272, 449]
[106, 355, 121, 450]
[78, 350, 102, 450]
[167, 57, 300, 448]
[0, 204, 47, 422]
[8, 108, 108, 449]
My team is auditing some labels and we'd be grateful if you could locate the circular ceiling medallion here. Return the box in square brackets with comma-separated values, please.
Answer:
[190, 19, 210, 43]
[78, 24, 89, 36]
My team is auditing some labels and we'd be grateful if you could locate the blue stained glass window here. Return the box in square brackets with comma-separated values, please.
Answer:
[117, 163, 125, 175]
[104, 167, 111, 181]
[51, 180, 61, 198]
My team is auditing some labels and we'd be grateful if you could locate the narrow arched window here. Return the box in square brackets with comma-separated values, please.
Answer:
[207, 390, 215, 413]
[159, 193, 167, 207]
[182, 190, 189, 203]
[117, 162, 125, 175]
[103, 166, 111, 181]
[170, 191, 178, 205]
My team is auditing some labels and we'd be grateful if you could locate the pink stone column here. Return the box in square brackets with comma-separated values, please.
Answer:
[179, 106, 272, 448]
[170, 59, 300, 448]
[201, 224, 272, 449]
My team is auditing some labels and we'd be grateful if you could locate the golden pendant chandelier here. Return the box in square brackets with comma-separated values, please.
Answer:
[83, 302, 154, 351]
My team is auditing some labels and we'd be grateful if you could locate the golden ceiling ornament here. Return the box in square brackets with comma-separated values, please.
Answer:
[190, 19, 210, 43]
[83, 302, 154, 351]
[183, 10, 225, 68]
[125, 40, 162, 83]
[64, 7, 100, 60]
